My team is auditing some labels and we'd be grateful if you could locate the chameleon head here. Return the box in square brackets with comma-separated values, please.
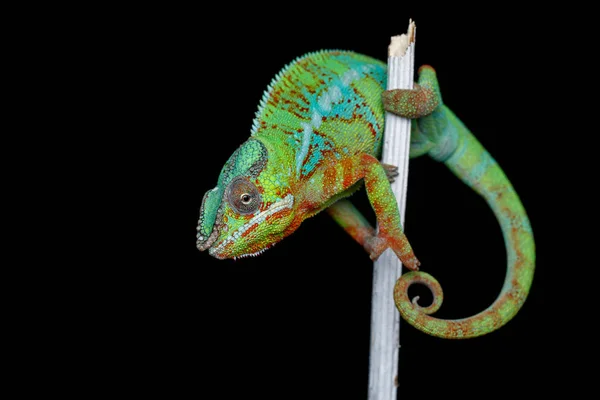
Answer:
[196, 139, 295, 259]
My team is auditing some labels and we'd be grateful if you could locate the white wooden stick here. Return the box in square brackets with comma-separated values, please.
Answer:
[368, 20, 415, 400]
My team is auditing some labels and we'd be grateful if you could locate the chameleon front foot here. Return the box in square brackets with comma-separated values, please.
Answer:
[365, 233, 420, 270]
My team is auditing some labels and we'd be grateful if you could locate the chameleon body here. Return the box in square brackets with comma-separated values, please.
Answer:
[196, 50, 535, 339]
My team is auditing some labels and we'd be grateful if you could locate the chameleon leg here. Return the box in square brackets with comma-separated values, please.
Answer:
[326, 199, 375, 250]
[360, 154, 419, 269]
[315, 154, 420, 269]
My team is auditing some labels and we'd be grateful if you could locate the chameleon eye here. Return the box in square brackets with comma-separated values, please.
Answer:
[240, 194, 252, 204]
[226, 177, 261, 215]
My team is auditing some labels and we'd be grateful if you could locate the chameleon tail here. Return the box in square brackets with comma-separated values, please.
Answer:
[395, 109, 535, 339]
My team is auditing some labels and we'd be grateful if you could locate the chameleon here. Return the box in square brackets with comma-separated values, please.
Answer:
[196, 50, 535, 339]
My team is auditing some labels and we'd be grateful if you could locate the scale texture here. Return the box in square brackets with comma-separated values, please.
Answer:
[196, 50, 535, 339]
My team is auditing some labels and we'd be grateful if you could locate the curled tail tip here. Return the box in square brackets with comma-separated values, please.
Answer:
[394, 267, 532, 339]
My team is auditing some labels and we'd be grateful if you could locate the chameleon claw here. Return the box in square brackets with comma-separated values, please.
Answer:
[365, 235, 420, 271]
[382, 163, 399, 183]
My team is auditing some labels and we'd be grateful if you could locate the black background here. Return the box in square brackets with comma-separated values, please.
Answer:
[67, 3, 559, 399]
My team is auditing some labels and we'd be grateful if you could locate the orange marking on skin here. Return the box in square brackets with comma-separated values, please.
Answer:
[367, 122, 377, 138]
[323, 163, 337, 199]
[264, 207, 291, 224]
[413, 311, 429, 331]
[492, 312, 504, 331]
[509, 221, 527, 279]
[341, 158, 355, 189]
[240, 222, 260, 239]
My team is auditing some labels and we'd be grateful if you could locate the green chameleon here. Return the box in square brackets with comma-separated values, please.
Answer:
[196, 50, 535, 339]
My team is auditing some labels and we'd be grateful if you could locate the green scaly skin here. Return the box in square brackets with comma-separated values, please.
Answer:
[196, 50, 535, 339]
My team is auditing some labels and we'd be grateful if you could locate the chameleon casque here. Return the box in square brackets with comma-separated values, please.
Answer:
[196, 50, 535, 339]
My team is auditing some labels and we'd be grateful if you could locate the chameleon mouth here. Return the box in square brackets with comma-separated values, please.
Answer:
[196, 186, 224, 252]
[208, 194, 294, 259]
[196, 225, 220, 252]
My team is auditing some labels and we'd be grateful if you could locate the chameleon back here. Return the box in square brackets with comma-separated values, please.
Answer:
[250, 50, 388, 180]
